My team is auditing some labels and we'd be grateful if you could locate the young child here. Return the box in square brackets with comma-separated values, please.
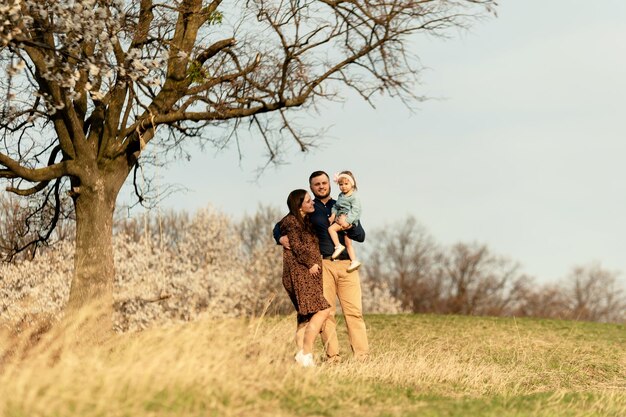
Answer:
[328, 170, 362, 272]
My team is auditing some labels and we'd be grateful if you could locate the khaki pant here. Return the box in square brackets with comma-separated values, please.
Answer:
[320, 259, 369, 359]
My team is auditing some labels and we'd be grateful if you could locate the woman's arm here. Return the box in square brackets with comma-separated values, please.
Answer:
[282, 217, 320, 268]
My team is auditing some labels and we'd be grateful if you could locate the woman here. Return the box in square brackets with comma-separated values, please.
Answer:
[280, 189, 331, 367]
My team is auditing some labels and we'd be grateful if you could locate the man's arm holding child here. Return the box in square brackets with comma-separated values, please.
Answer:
[273, 221, 291, 249]
[346, 221, 365, 243]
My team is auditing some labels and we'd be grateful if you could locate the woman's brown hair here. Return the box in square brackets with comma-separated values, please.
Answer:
[285, 189, 314, 232]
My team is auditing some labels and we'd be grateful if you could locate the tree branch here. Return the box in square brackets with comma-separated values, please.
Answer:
[0, 150, 76, 184]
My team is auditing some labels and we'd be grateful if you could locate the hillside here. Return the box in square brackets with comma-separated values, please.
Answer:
[1, 313, 624, 416]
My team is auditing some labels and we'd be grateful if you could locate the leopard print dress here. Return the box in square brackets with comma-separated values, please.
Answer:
[280, 214, 330, 316]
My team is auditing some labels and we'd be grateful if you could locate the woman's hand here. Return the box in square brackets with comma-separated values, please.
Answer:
[309, 263, 320, 277]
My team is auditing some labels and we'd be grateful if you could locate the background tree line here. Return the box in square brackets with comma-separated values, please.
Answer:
[0, 200, 402, 331]
[1, 198, 624, 327]
[364, 216, 626, 323]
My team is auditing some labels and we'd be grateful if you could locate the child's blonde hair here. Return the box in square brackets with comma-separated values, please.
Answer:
[334, 170, 357, 190]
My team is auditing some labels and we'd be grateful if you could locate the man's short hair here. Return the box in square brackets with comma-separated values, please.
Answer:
[309, 170, 329, 183]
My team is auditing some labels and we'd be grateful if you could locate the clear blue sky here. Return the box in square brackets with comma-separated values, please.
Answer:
[121, 1, 626, 284]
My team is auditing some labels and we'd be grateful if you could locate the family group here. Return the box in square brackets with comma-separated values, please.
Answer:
[274, 170, 368, 367]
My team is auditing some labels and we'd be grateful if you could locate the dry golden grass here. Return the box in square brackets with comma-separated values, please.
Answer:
[1, 312, 624, 417]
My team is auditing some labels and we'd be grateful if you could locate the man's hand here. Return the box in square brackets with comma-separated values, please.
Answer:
[337, 214, 350, 229]
[279, 235, 291, 250]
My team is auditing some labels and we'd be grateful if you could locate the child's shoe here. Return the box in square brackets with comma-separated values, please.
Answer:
[331, 244, 345, 259]
[347, 260, 361, 273]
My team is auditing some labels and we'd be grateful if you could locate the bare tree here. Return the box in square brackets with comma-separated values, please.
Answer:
[508, 278, 570, 320]
[0, 193, 73, 261]
[359, 215, 625, 322]
[363, 216, 440, 312]
[0, 195, 36, 260]
[564, 263, 625, 323]
[437, 242, 524, 316]
[507, 264, 626, 323]
[364, 219, 527, 316]
[0, 0, 497, 312]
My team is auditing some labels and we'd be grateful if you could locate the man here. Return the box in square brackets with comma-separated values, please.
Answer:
[274, 170, 369, 361]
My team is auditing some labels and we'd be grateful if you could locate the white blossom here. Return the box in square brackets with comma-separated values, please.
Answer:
[1, 0, 167, 100]
[1, 206, 405, 332]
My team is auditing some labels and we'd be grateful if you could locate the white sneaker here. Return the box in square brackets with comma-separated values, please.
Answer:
[331, 244, 345, 259]
[347, 260, 361, 273]
[299, 352, 315, 368]
[295, 350, 304, 364]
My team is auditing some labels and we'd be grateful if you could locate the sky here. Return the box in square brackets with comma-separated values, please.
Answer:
[121, 0, 626, 284]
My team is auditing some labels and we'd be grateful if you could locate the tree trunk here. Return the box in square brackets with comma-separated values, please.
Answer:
[68, 169, 124, 315]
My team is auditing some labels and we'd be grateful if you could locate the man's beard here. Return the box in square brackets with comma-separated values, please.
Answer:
[314, 190, 330, 200]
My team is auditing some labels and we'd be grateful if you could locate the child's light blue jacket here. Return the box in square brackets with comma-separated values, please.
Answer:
[331, 191, 361, 225]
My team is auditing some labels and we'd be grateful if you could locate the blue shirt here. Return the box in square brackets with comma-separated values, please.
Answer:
[274, 197, 366, 259]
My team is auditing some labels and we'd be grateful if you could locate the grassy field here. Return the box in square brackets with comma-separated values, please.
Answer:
[1, 312, 624, 417]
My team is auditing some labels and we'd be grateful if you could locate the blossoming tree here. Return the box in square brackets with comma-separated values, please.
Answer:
[0, 0, 496, 312]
